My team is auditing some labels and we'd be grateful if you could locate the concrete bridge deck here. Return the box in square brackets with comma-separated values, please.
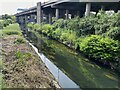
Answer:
[15, 0, 120, 30]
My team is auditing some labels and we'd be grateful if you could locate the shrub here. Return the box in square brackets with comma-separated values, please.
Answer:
[94, 10, 120, 36]
[80, 35, 120, 68]
[33, 24, 41, 31]
[41, 24, 53, 36]
[106, 27, 120, 41]
[60, 31, 70, 44]
[67, 31, 77, 46]
[27, 23, 34, 30]
[53, 19, 65, 29]
[67, 16, 80, 31]
[52, 28, 62, 39]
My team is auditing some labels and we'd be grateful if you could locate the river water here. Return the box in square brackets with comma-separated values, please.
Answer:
[28, 31, 119, 89]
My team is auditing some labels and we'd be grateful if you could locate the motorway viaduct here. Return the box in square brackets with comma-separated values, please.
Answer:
[15, 0, 120, 31]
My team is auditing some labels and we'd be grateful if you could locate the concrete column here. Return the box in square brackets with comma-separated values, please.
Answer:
[30, 14, 33, 22]
[24, 15, 28, 24]
[65, 10, 69, 19]
[85, 3, 91, 16]
[34, 15, 37, 23]
[20, 16, 24, 24]
[56, 9, 59, 20]
[49, 13, 52, 24]
[37, 2, 42, 24]
[31, 14, 36, 23]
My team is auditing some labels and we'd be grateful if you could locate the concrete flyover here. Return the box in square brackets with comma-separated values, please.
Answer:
[15, 0, 120, 31]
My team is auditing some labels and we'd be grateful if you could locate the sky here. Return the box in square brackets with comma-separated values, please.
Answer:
[0, 0, 47, 15]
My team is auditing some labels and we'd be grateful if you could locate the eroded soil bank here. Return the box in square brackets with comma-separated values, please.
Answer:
[1, 31, 60, 88]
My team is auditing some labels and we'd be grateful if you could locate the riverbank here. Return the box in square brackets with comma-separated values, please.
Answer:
[27, 11, 120, 73]
[1, 24, 60, 88]
[27, 30, 120, 88]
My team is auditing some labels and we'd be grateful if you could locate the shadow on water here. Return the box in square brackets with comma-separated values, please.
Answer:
[28, 31, 120, 89]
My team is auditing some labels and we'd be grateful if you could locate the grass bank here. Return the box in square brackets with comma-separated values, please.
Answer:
[1, 24, 60, 88]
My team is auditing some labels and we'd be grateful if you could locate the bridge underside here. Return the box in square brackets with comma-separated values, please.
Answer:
[15, 1, 120, 31]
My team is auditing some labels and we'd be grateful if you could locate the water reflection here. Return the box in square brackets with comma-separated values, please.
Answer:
[29, 42, 80, 88]
[28, 32, 119, 89]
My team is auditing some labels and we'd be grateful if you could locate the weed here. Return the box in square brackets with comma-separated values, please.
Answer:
[14, 38, 26, 44]
[15, 51, 32, 65]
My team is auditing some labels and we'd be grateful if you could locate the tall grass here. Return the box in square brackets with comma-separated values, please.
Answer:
[1, 23, 22, 36]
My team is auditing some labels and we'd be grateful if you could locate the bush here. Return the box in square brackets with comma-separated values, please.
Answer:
[67, 16, 80, 31]
[94, 10, 120, 36]
[52, 28, 62, 39]
[53, 19, 65, 29]
[33, 24, 41, 31]
[80, 35, 120, 68]
[106, 27, 120, 41]
[27, 23, 34, 30]
[60, 30, 70, 44]
[41, 24, 53, 36]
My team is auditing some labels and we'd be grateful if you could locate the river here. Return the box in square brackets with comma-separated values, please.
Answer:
[28, 31, 119, 89]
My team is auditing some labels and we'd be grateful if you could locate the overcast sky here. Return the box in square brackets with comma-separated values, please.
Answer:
[0, 0, 47, 15]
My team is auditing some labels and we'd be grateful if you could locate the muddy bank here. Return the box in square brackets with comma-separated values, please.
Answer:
[2, 35, 60, 88]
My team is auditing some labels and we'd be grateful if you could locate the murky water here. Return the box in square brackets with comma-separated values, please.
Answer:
[28, 32, 120, 89]
[29, 42, 80, 88]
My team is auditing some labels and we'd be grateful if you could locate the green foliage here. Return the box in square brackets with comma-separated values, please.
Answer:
[79, 16, 96, 36]
[2, 20, 9, 27]
[67, 16, 80, 31]
[0, 21, 3, 29]
[27, 10, 120, 72]
[60, 30, 77, 46]
[53, 19, 66, 28]
[2, 30, 21, 35]
[2, 24, 22, 36]
[15, 51, 32, 65]
[60, 30, 70, 44]
[80, 35, 120, 68]
[27, 23, 34, 30]
[106, 27, 120, 41]
[2, 14, 11, 20]
[14, 38, 26, 44]
[94, 10, 120, 38]
[41, 24, 54, 36]
[11, 15, 16, 23]
[0, 14, 16, 28]
[52, 28, 62, 39]
[33, 24, 41, 31]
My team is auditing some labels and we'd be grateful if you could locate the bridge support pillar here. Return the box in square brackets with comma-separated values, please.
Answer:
[85, 3, 91, 16]
[49, 13, 52, 24]
[56, 9, 59, 20]
[65, 10, 69, 19]
[30, 14, 35, 23]
[37, 2, 42, 25]
[25, 15, 28, 24]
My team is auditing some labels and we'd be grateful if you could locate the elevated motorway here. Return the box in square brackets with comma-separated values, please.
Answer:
[16, 0, 120, 16]
[15, 0, 120, 30]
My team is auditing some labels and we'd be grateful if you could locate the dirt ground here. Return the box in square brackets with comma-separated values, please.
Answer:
[1, 35, 60, 88]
